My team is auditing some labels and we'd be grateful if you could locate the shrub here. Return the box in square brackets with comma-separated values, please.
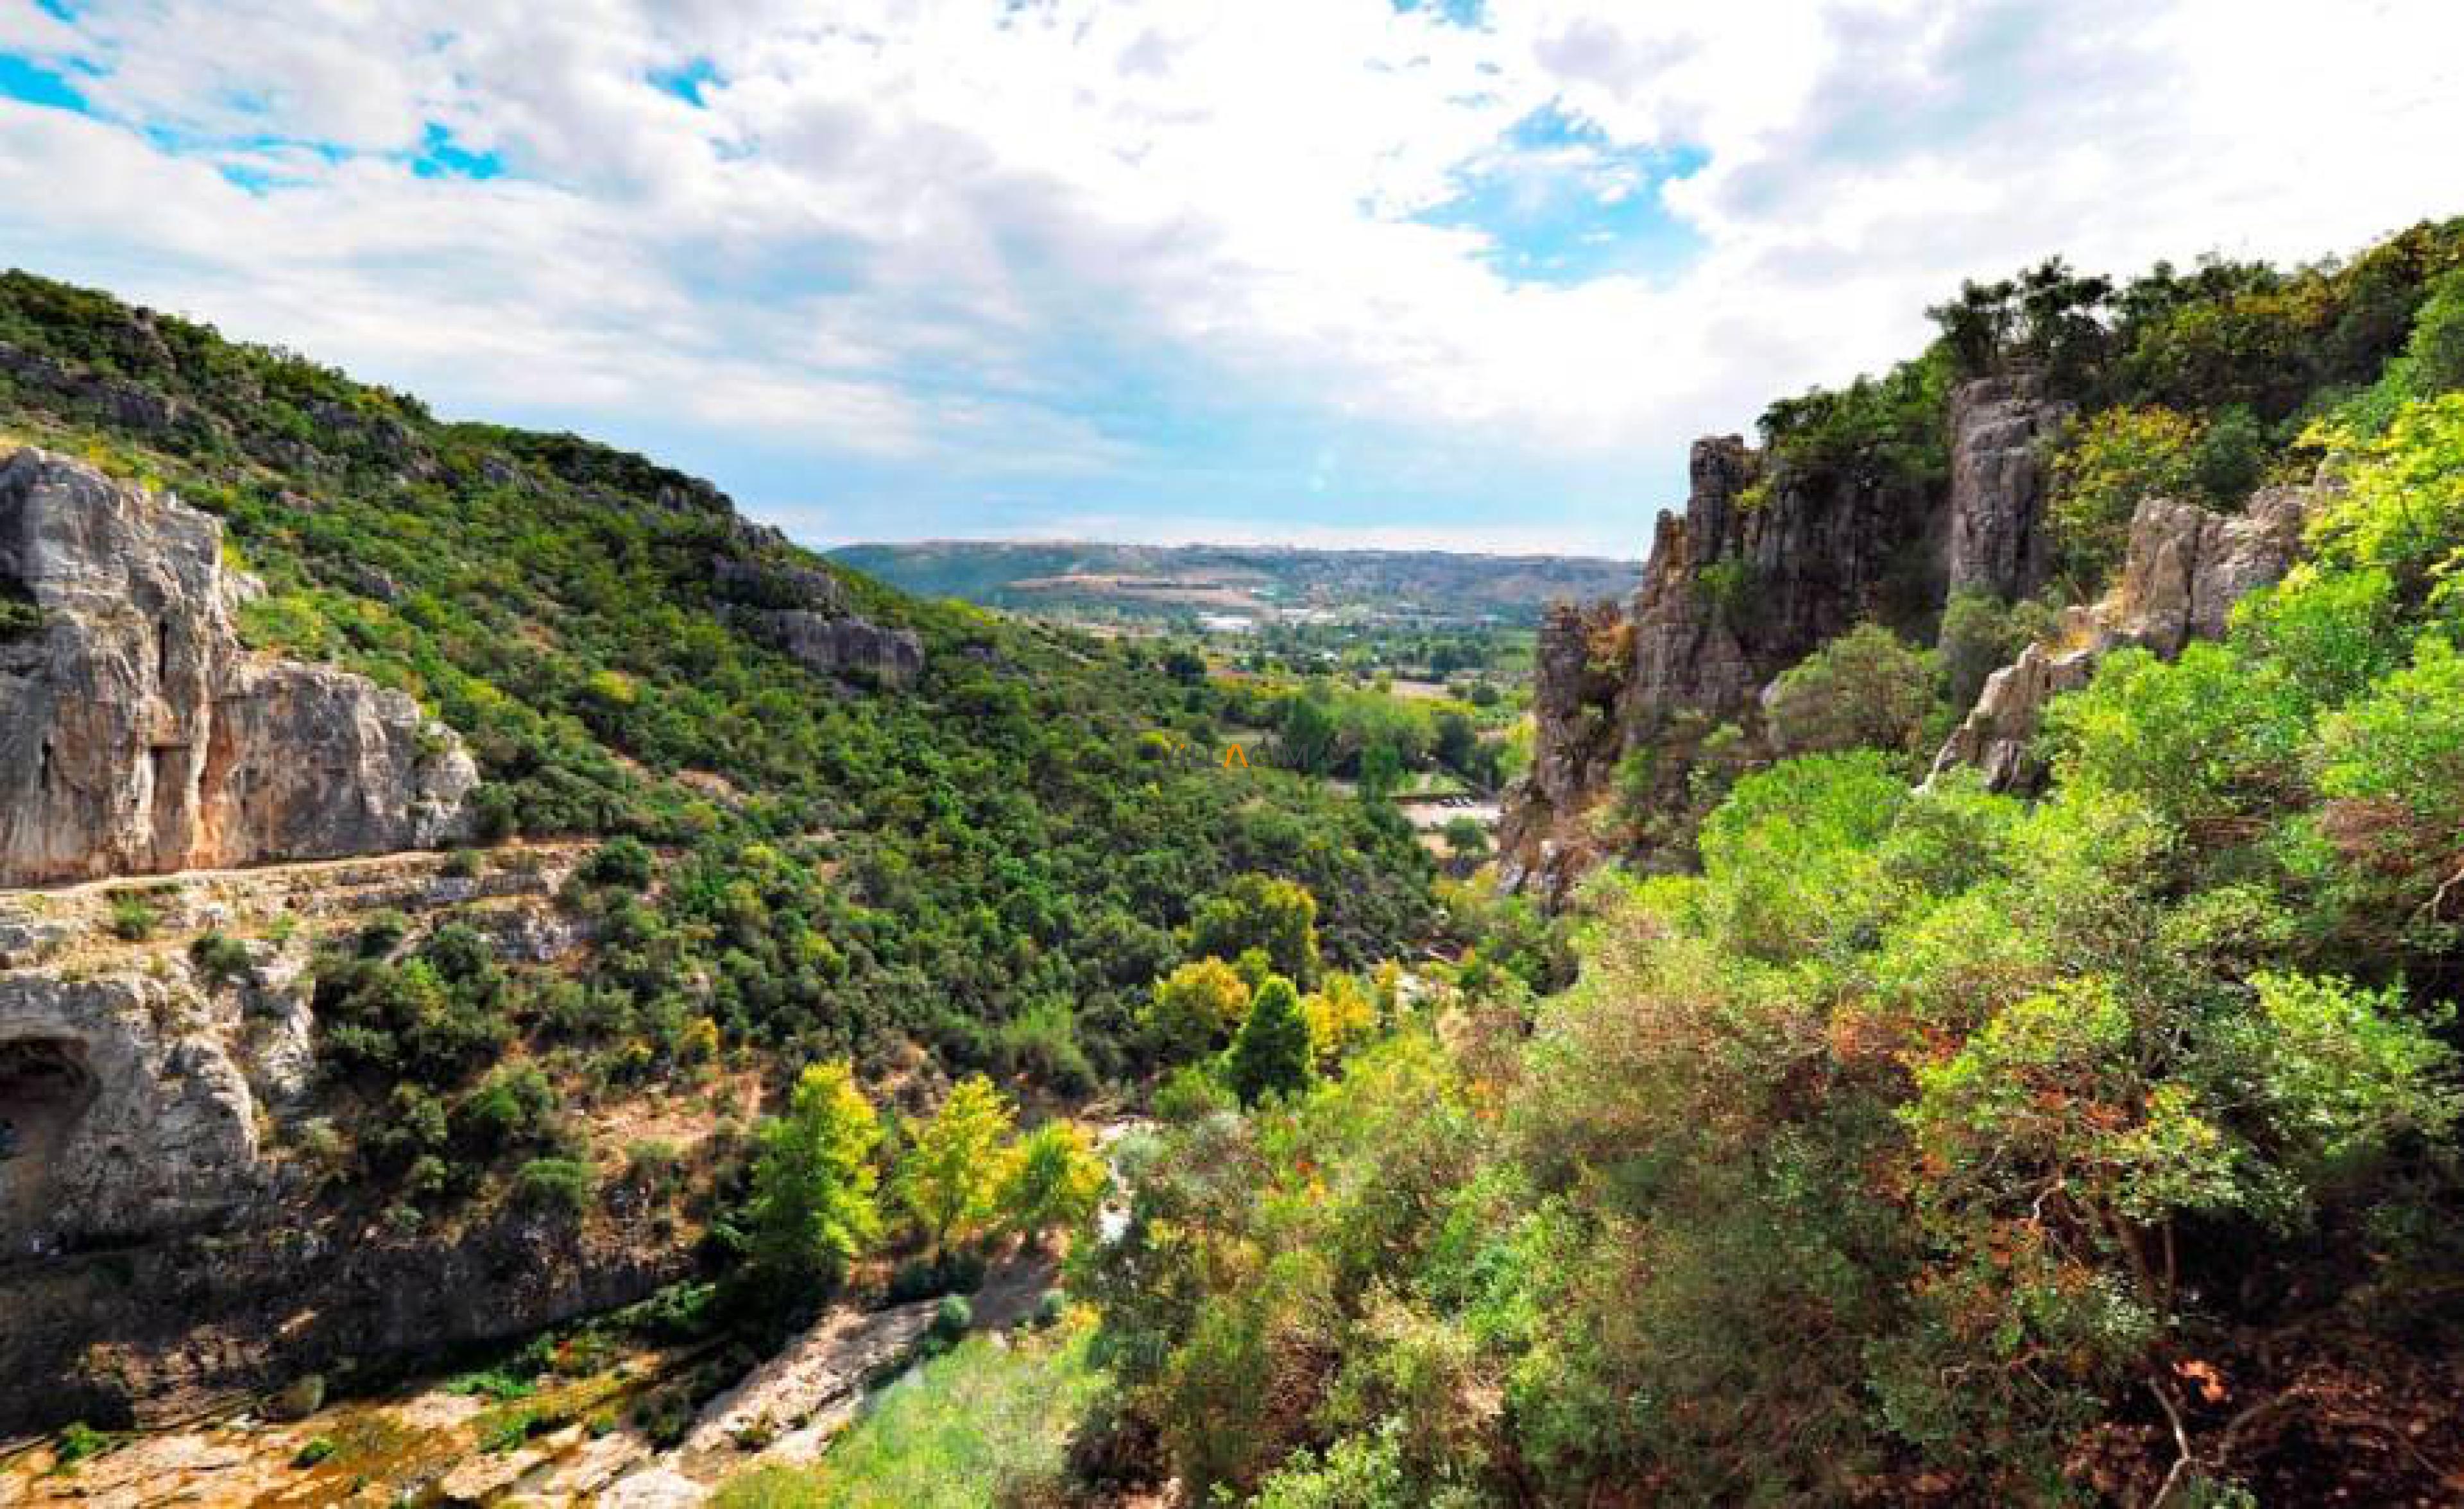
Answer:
[1142, 957, 1251, 1060]
[896, 1075, 1015, 1258]
[1761, 623, 1942, 765]
[105, 892, 157, 942]
[2049, 405, 2202, 587]
[1185, 874, 1322, 988]
[930, 1294, 973, 1347]
[457, 1065, 560, 1153]
[1152, 1064, 1235, 1123]
[188, 931, 257, 988]
[53, 1421, 110, 1468]
[584, 836, 656, 890]
[2403, 269, 2464, 396]
[1937, 590, 2060, 709]
[995, 1119, 1109, 1246]
[511, 1157, 596, 1218]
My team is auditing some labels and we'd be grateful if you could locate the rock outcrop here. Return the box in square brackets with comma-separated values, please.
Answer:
[1929, 483, 2314, 789]
[1502, 412, 1965, 898]
[0, 969, 268, 1250]
[1945, 374, 2073, 601]
[0, 447, 476, 886]
[735, 609, 926, 689]
[711, 545, 925, 690]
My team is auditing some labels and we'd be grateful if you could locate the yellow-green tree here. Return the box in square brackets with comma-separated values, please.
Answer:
[997, 1119, 1110, 1248]
[1143, 956, 1253, 1059]
[1185, 874, 1322, 988]
[1301, 972, 1376, 1064]
[743, 1061, 883, 1293]
[896, 1074, 1017, 1258]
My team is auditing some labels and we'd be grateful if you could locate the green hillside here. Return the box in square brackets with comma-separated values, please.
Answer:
[0, 266, 1435, 1134]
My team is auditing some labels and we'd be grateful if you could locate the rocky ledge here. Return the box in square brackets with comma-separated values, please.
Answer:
[0, 447, 477, 888]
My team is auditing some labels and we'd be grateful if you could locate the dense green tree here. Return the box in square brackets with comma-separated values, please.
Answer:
[1225, 976, 1313, 1107]
[1143, 957, 1253, 1060]
[1761, 623, 1942, 766]
[995, 1119, 1109, 1246]
[743, 1062, 884, 1294]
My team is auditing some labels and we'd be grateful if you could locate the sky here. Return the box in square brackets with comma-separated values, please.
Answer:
[1, 2, 2460, 558]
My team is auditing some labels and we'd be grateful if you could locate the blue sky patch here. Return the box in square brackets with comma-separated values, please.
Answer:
[649, 58, 722, 108]
[1392, 0, 1485, 25]
[409, 123, 504, 180]
[0, 52, 88, 112]
[1418, 103, 1708, 286]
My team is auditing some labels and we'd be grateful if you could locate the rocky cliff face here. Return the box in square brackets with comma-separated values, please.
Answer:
[712, 546, 926, 690]
[1930, 482, 2314, 789]
[1945, 374, 2073, 601]
[1502, 375, 2072, 898]
[0, 447, 477, 886]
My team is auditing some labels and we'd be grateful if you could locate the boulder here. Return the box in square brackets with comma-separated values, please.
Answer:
[0, 447, 475, 886]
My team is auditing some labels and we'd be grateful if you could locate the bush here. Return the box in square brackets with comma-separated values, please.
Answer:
[457, 1065, 560, 1153]
[886, 1250, 987, 1304]
[1143, 957, 1251, 1061]
[511, 1157, 596, 1218]
[584, 836, 656, 890]
[188, 931, 257, 988]
[1226, 976, 1314, 1107]
[2404, 270, 2464, 396]
[930, 1294, 973, 1347]
[1761, 623, 1942, 765]
[105, 892, 157, 942]
[740, 1061, 882, 1295]
[2049, 405, 2202, 587]
[1937, 591, 2060, 709]
[1152, 1064, 1234, 1123]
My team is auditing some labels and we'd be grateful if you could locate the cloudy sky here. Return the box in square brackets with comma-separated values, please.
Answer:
[1, 1, 2460, 556]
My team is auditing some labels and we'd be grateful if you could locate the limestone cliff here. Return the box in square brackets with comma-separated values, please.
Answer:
[0, 447, 477, 886]
[1929, 482, 2314, 789]
[1502, 375, 2067, 899]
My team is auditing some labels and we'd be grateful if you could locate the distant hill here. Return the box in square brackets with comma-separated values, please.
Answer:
[828, 540, 1640, 626]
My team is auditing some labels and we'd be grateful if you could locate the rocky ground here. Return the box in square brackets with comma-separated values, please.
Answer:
[0, 1250, 1063, 1508]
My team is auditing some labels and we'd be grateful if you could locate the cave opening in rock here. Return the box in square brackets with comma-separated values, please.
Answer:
[0, 1035, 97, 1244]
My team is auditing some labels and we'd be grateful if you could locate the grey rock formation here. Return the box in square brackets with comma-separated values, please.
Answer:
[0, 969, 268, 1250]
[1928, 639, 2102, 791]
[1502, 429, 1942, 895]
[1931, 484, 2314, 789]
[713, 553, 850, 615]
[0, 447, 476, 886]
[1495, 601, 1627, 898]
[1944, 374, 2072, 601]
[734, 607, 925, 690]
[2105, 485, 2311, 656]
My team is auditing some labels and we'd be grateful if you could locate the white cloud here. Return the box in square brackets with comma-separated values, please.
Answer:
[1, 0, 2461, 551]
